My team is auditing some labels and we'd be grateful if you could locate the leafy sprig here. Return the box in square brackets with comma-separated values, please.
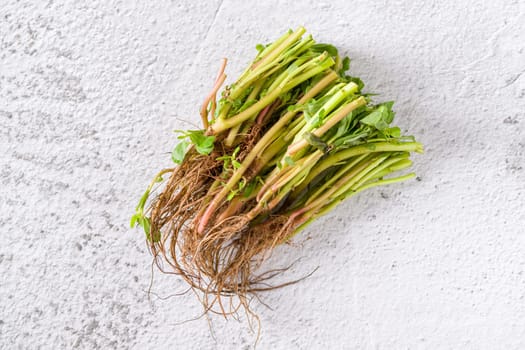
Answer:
[130, 171, 169, 242]
[172, 130, 215, 164]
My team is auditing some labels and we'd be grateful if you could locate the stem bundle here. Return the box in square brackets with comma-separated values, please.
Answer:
[132, 27, 423, 317]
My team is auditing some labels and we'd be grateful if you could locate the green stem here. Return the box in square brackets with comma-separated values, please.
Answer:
[303, 154, 386, 210]
[222, 27, 307, 113]
[288, 81, 359, 145]
[225, 80, 265, 146]
[366, 158, 413, 181]
[286, 95, 367, 157]
[240, 29, 292, 79]
[213, 53, 334, 134]
[351, 157, 412, 189]
[293, 171, 416, 236]
[357, 172, 416, 192]
[249, 27, 306, 76]
[262, 151, 323, 202]
[198, 71, 339, 233]
[302, 153, 370, 205]
[298, 141, 423, 192]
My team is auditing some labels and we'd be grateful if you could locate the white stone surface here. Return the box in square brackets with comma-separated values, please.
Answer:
[1, 0, 524, 348]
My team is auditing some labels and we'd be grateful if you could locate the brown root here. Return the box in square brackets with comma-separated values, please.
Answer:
[146, 93, 304, 320]
[148, 147, 304, 318]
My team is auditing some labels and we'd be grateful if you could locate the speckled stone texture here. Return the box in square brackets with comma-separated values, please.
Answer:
[1, 0, 524, 349]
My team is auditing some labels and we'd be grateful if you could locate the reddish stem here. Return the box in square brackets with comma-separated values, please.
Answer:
[200, 58, 228, 129]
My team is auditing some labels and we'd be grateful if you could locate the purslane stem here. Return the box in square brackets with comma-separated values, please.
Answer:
[197, 71, 339, 234]
[212, 54, 334, 133]
[225, 80, 265, 146]
[294, 172, 416, 235]
[295, 141, 423, 195]
[286, 95, 367, 157]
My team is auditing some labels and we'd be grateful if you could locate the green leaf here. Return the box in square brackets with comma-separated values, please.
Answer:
[338, 57, 351, 76]
[238, 177, 247, 190]
[256, 43, 265, 52]
[243, 180, 257, 198]
[303, 94, 333, 127]
[130, 214, 139, 228]
[342, 57, 350, 72]
[360, 103, 395, 131]
[195, 138, 214, 155]
[349, 76, 364, 91]
[141, 217, 161, 242]
[232, 146, 240, 158]
[186, 130, 215, 155]
[227, 190, 237, 201]
[173, 130, 215, 157]
[237, 99, 256, 113]
[217, 146, 241, 172]
[332, 128, 370, 148]
[142, 216, 151, 235]
[311, 43, 338, 57]
[382, 101, 395, 123]
[334, 112, 354, 139]
[136, 189, 150, 211]
[304, 132, 330, 153]
[383, 126, 401, 138]
[171, 140, 190, 164]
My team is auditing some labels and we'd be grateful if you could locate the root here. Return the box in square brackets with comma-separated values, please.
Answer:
[148, 155, 303, 317]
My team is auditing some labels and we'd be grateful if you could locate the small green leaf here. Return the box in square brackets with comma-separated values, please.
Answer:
[232, 146, 240, 158]
[171, 140, 190, 164]
[173, 130, 215, 157]
[140, 217, 161, 243]
[227, 190, 237, 201]
[332, 129, 370, 148]
[303, 94, 333, 127]
[142, 216, 150, 234]
[238, 177, 246, 190]
[136, 189, 150, 211]
[346, 76, 364, 91]
[311, 43, 338, 57]
[186, 130, 215, 155]
[333, 112, 354, 139]
[284, 156, 295, 166]
[342, 57, 350, 72]
[304, 132, 329, 153]
[383, 126, 401, 138]
[142, 217, 159, 242]
[195, 138, 214, 155]
[130, 214, 139, 228]
[256, 43, 265, 52]
[360, 104, 395, 131]
[243, 180, 257, 198]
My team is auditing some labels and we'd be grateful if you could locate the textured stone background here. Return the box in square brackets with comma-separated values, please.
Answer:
[1, 0, 524, 349]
